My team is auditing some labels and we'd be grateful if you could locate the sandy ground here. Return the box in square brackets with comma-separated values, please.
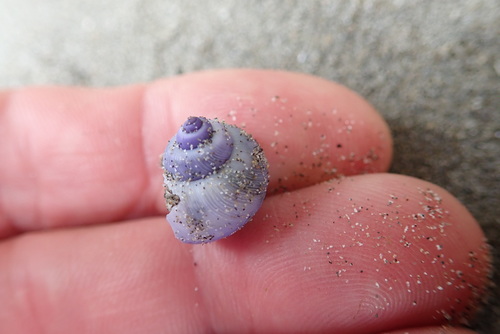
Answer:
[1, 0, 499, 332]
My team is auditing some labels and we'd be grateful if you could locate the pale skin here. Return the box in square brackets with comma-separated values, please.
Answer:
[0, 70, 491, 333]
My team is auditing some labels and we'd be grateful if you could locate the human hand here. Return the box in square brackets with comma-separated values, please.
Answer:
[0, 70, 491, 333]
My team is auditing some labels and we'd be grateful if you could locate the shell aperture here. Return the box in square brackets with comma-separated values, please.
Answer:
[162, 117, 269, 244]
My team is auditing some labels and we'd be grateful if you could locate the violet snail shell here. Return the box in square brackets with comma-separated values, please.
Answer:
[161, 116, 269, 244]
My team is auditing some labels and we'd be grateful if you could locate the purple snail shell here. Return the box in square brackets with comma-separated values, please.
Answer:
[161, 116, 269, 244]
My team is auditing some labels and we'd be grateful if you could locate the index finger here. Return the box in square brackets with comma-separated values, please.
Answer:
[0, 70, 392, 237]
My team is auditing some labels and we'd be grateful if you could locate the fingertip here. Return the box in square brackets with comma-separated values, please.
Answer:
[192, 173, 490, 332]
[145, 69, 393, 193]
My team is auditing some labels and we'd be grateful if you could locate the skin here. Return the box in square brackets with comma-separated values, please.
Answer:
[0, 70, 491, 334]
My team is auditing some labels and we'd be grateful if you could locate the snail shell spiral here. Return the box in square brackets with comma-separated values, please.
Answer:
[162, 116, 269, 244]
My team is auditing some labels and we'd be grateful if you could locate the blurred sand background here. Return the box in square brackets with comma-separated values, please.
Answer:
[0, 0, 499, 331]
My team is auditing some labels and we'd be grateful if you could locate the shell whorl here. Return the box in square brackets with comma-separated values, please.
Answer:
[162, 117, 269, 244]
[163, 117, 233, 181]
[176, 116, 213, 149]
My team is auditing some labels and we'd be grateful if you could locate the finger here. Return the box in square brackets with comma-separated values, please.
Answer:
[0, 70, 392, 237]
[0, 174, 490, 333]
